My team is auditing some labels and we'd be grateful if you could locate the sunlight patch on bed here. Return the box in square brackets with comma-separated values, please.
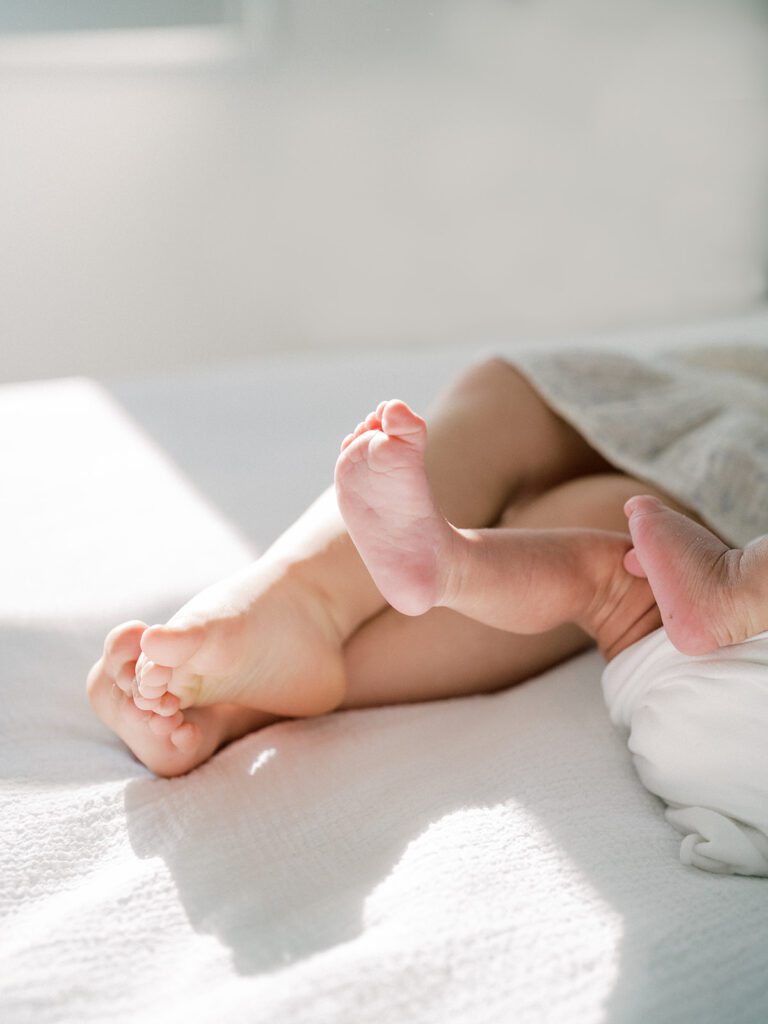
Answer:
[248, 747, 277, 775]
[0, 377, 255, 623]
[363, 804, 623, 1019]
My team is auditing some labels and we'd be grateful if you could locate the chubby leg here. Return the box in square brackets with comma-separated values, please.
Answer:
[133, 361, 610, 713]
[91, 475, 679, 777]
[336, 400, 659, 659]
[341, 473, 678, 710]
[89, 360, 610, 774]
[624, 494, 768, 654]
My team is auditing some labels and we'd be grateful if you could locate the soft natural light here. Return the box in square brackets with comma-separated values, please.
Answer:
[249, 748, 277, 775]
[364, 805, 624, 1020]
[0, 379, 254, 622]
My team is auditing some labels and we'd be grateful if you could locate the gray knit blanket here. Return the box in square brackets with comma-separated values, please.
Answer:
[511, 342, 768, 547]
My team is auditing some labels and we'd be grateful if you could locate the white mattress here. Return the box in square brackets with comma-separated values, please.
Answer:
[4, 312, 768, 1024]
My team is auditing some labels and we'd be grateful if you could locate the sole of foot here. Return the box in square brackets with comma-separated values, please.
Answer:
[109, 554, 349, 728]
[335, 399, 455, 616]
[624, 494, 748, 655]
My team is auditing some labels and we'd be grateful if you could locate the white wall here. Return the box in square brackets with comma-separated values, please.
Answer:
[1, 0, 767, 383]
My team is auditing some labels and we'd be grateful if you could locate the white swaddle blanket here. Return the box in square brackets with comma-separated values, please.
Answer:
[602, 628, 768, 877]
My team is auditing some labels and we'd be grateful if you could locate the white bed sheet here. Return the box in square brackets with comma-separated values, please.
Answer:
[4, 313, 768, 1024]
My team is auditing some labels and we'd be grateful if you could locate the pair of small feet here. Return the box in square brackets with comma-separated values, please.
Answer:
[88, 397, 757, 778]
[338, 401, 760, 657]
[87, 399, 441, 778]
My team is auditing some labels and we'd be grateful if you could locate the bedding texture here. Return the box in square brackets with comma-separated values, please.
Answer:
[4, 321, 768, 1023]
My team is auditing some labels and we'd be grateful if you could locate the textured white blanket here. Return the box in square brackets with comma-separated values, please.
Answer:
[603, 628, 768, 877]
[4, 325, 768, 1023]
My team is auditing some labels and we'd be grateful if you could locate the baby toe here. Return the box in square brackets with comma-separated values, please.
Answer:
[166, 667, 200, 708]
[148, 710, 184, 736]
[624, 547, 647, 578]
[141, 622, 204, 669]
[170, 721, 202, 752]
[153, 692, 181, 717]
[380, 400, 425, 439]
[624, 494, 665, 520]
[132, 691, 164, 712]
[122, 695, 153, 727]
[138, 660, 173, 697]
[116, 661, 138, 694]
[104, 620, 146, 669]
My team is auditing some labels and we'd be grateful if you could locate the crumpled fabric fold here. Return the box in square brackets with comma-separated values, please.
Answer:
[602, 627, 768, 876]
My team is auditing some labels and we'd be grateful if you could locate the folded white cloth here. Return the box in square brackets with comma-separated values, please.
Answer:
[602, 627, 768, 877]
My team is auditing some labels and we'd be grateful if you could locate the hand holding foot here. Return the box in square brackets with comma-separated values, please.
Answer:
[624, 495, 765, 654]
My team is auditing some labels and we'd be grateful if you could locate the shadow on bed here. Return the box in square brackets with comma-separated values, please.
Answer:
[121, 650, 766, 1019]
[122, 697, 509, 977]
[5, 611, 762, 1015]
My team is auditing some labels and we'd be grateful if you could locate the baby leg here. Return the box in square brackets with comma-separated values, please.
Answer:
[89, 360, 610, 775]
[341, 472, 676, 710]
[336, 401, 658, 660]
[97, 472, 673, 776]
[132, 360, 611, 713]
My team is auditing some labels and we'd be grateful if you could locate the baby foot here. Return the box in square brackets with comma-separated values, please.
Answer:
[624, 495, 752, 654]
[334, 400, 456, 616]
[87, 621, 239, 777]
[125, 556, 347, 723]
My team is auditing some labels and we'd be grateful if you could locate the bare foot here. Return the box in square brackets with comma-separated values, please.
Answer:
[623, 495, 754, 654]
[87, 622, 276, 777]
[124, 559, 348, 726]
[334, 401, 660, 661]
[334, 400, 457, 615]
[88, 553, 351, 776]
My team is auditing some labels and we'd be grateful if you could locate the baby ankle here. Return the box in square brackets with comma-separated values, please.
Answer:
[576, 534, 656, 655]
[435, 526, 481, 611]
